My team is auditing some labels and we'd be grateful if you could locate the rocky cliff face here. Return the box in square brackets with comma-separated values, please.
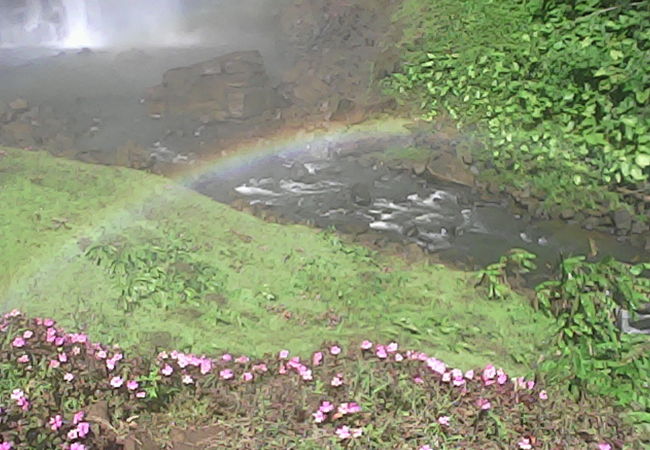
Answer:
[145, 50, 281, 122]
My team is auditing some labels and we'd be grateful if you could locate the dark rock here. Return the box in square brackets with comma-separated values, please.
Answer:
[350, 183, 372, 206]
[630, 220, 649, 235]
[612, 208, 633, 232]
[560, 209, 575, 220]
[426, 152, 475, 187]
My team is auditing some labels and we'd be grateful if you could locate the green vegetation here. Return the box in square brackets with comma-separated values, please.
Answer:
[0, 147, 553, 372]
[387, 0, 649, 212]
[535, 257, 649, 413]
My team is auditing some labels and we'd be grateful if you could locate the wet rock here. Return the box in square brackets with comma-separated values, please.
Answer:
[560, 209, 575, 220]
[9, 98, 28, 111]
[426, 152, 475, 187]
[350, 182, 372, 206]
[612, 208, 633, 233]
[631, 220, 649, 235]
[146, 50, 277, 122]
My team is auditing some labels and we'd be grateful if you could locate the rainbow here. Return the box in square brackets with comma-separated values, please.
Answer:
[1, 117, 416, 309]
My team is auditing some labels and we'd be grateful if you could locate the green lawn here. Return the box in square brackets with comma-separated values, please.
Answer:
[0, 146, 553, 374]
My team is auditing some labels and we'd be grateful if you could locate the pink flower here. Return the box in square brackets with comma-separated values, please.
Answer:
[279, 350, 289, 359]
[182, 375, 194, 384]
[375, 345, 388, 359]
[313, 410, 326, 423]
[96, 350, 107, 360]
[200, 359, 212, 375]
[437, 416, 450, 426]
[44, 319, 54, 327]
[136, 391, 146, 398]
[477, 398, 491, 410]
[0, 442, 12, 450]
[442, 372, 451, 382]
[252, 363, 268, 373]
[330, 345, 341, 355]
[386, 342, 398, 353]
[395, 353, 404, 362]
[110, 376, 124, 388]
[413, 376, 424, 384]
[338, 402, 361, 415]
[22, 330, 33, 339]
[497, 373, 508, 385]
[300, 369, 313, 381]
[11, 337, 25, 348]
[518, 437, 533, 449]
[360, 340, 373, 350]
[76, 422, 90, 438]
[482, 364, 496, 385]
[331, 375, 344, 387]
[70, 444, 86, 450]
[10, 389, 24, 402]
[127, 380, 139, 391]
[49, 415, 63, 431]
[73, 411, 85, 425]
[419, 446, 433, 450]
[106, 359, 116, 371]
[312, 352, 323, 366]
[235, 355, 250, 364]
[242, 372, 253, 382]
[222, 353, 233, 362]
[54, 337, 64, 346]
[598, 444, 612, 450]
[464, 370, 475, 380]
[319, 401, 334, 413]
[49, 360, 60, 369]
[527, 380, 535, 390]
[58, 353, 68, 363]
[351, 428, 363, 438]
[335, 426, 351, 440]
[426, 358, 446, 375]
[67, 429, 78, 440]
[161, 364, 173, 376]
[64, 373, 75, 382]
[539, 390, 548, 400]
[220, 369, 234, 380]
[17, 355, 29, 364]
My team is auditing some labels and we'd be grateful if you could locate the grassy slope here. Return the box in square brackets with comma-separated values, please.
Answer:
[0, 147, 553, 373]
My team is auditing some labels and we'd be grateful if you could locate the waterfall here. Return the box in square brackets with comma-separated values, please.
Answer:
[60, 0, 97, 48]
[0, 0, 190, 48]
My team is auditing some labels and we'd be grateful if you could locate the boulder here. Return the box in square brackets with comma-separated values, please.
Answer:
[148, 50, 277, 122]
[426, 152, 475, 187]
[612, 208, 633, 233]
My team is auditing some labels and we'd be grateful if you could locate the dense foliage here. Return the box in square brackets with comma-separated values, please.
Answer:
[535, 257, 650, 415]
[0, 311, 631, 449]
[387, 0, 649, 211]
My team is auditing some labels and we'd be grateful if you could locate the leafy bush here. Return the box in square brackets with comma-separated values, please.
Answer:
[0, 311, 633, 448]
[535, 257, 650, 411]
[476, 249, 537, 300]
[387, 0, 649, 209]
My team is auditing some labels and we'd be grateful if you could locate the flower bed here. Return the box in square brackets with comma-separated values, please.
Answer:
[0, 310, 629, 448]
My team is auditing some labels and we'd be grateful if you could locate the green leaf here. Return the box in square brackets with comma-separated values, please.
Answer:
[635, 153, 650, 168]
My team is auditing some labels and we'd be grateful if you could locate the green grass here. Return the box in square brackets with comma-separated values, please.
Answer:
[0, 146, 554, 373]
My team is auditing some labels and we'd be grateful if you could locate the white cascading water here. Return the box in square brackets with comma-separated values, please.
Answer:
[0, 0, 191, 48]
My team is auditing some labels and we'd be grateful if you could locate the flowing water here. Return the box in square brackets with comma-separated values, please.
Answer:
[191, 145, 647, 277]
